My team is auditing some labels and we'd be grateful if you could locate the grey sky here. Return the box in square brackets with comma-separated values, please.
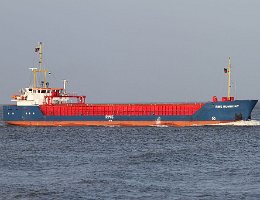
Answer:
[0, 0, 259, 103]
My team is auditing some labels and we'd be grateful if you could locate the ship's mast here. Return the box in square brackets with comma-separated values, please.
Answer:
[63, 79, 68, 93]
[32, 42, 48, 88]
[227, 57, 231, 100]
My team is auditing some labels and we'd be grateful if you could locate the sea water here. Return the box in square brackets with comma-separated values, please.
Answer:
[0, 105, 259, 199]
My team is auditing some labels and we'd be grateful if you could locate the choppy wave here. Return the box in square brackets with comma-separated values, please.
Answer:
[212, 120, 260, 126]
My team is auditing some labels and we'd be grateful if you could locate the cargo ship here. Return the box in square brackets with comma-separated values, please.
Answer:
[3, 43, 258, 126]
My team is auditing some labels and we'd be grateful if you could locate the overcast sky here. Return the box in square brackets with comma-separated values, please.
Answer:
[1, 0, 259, 103]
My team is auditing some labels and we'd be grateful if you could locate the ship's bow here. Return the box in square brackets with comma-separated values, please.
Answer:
[193, 99, 258, 122]
[246, 100, 258, 120]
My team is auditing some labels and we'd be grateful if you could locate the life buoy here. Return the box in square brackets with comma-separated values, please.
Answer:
[11, 95, 18, 99]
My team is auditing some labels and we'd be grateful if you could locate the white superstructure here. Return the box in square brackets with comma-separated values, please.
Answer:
[11, 42, 70, 106]
[12, 87, 69, 106]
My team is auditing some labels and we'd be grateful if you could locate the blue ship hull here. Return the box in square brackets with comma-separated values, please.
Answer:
[3, 100, 258, 126]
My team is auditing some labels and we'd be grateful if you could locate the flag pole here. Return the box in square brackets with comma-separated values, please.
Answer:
[227, 57, 231, 100]
[39, 42, 43, 70]
[39, 42, 48, 88]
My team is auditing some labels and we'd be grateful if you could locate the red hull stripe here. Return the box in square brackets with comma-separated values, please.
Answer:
[6, 120, 232, 127]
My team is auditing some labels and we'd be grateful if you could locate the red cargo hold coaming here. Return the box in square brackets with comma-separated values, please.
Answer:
[39, 103, 205, 116]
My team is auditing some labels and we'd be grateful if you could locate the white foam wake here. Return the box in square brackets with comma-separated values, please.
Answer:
[212, 120, 260, 126]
